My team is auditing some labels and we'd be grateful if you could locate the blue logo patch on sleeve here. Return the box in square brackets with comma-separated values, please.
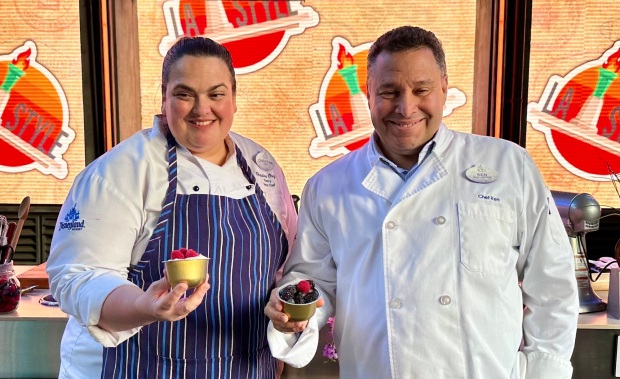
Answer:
[59, 204, 85, 231]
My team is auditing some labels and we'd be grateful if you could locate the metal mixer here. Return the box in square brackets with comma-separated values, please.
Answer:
[551, 190, 605, 313]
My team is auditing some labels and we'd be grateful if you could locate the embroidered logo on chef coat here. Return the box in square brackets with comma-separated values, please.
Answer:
[465, 164, 499, 183]
[58, 204, 85, 231]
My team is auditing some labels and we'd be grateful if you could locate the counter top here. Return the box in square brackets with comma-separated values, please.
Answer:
[0, 289, 67, 321]
[2, 266, 620, 328]
[0, 266, 65, 378]
[0, 265, 67, 321]
[578, 309, 620, 329]
[575, 273, 620, 329]
[577, 290, 620, 329]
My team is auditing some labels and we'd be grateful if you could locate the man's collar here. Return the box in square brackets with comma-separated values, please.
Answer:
[369, 129, 440, 171]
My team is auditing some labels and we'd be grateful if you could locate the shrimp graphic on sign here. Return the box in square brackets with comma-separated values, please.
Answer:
[0, 41, 73, 179]
[160, 0, 318, 74]
[528, 41, 620, 180]
[309, 37, 466, 158]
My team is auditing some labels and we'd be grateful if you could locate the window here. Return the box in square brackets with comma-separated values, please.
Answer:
[136, 0, 478, 196]
[526, 0, 620, 208]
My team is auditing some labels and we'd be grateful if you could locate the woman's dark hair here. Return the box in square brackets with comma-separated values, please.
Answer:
[367, 26, 447, 77]
[161, 36, 237, 95]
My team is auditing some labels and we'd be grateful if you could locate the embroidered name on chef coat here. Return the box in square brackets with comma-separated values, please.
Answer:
[478, 194, 500, 202]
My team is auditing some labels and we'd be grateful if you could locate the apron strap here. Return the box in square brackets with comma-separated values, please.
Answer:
[163, 132, 179, 208]
[234, 145, 267, 201]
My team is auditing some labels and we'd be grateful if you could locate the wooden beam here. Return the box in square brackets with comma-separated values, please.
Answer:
[472, 0, 502, 137]
[499, 0, 532, 147]
[107, 0, 142, 145]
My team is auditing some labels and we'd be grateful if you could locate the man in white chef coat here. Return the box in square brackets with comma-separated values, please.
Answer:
[265, 25, 578, 379]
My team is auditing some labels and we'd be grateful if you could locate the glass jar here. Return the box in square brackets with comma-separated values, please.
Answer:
[0, 262, 21, 313]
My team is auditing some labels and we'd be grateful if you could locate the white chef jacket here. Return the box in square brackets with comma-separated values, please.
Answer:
[47, 117, 297, 379]
[268, 123, 578, 379]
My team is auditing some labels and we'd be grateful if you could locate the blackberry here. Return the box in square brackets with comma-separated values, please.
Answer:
[293, 292, 305, 304]
[279, 285, 296, 302]
[303, 290, 319, 303]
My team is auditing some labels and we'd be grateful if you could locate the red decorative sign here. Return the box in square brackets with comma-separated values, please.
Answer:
[0, 41, 73, 179]
[160, 0, 319, 74]
[528, 41, 620, 179]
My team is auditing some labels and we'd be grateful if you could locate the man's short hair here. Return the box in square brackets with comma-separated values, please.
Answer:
[367, 26, 447, 77]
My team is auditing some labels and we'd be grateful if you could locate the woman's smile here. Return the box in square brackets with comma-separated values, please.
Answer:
[189, 120, 215, 127]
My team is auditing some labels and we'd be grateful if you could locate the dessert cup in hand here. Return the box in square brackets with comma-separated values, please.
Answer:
[277, 283, 321, 322]
[165, 257, 209, 288]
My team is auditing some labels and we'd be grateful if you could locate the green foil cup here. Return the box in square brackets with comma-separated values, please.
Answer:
[277, 284, 321, 322]
[165, 258, 209, 288]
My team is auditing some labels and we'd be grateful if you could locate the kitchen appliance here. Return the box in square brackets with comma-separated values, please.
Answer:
[551, 190, 605, 313]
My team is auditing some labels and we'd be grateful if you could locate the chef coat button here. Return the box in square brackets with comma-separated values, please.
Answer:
[192, 185, 199, 192]
[386, 221, 396, 230]
[436, 216, 446, 225]
[439, 295, 451, 305]
[246, 185, 253, 190]
[389, 298, 402, 309]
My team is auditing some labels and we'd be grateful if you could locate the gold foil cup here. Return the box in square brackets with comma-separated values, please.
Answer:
[277, 285, 321, 322]
[165, 258, 209, 288]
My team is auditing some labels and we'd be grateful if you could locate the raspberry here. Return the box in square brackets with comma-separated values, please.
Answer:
[185, 249, 199, 258]
[171, 250, 185, 260]
[179, 248, 188, 255]
[296, 280, 312, 294]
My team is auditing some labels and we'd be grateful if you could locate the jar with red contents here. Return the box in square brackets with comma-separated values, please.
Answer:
[0, 262, 21, 313]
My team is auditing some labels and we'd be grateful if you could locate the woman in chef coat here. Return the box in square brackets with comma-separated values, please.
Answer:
[46, 36, 297, 379]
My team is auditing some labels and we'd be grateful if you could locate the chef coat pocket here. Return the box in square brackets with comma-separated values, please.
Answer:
[458, 202, 516, 274]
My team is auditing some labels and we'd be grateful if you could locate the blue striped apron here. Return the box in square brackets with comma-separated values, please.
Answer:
[101, 135, 288, 379]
